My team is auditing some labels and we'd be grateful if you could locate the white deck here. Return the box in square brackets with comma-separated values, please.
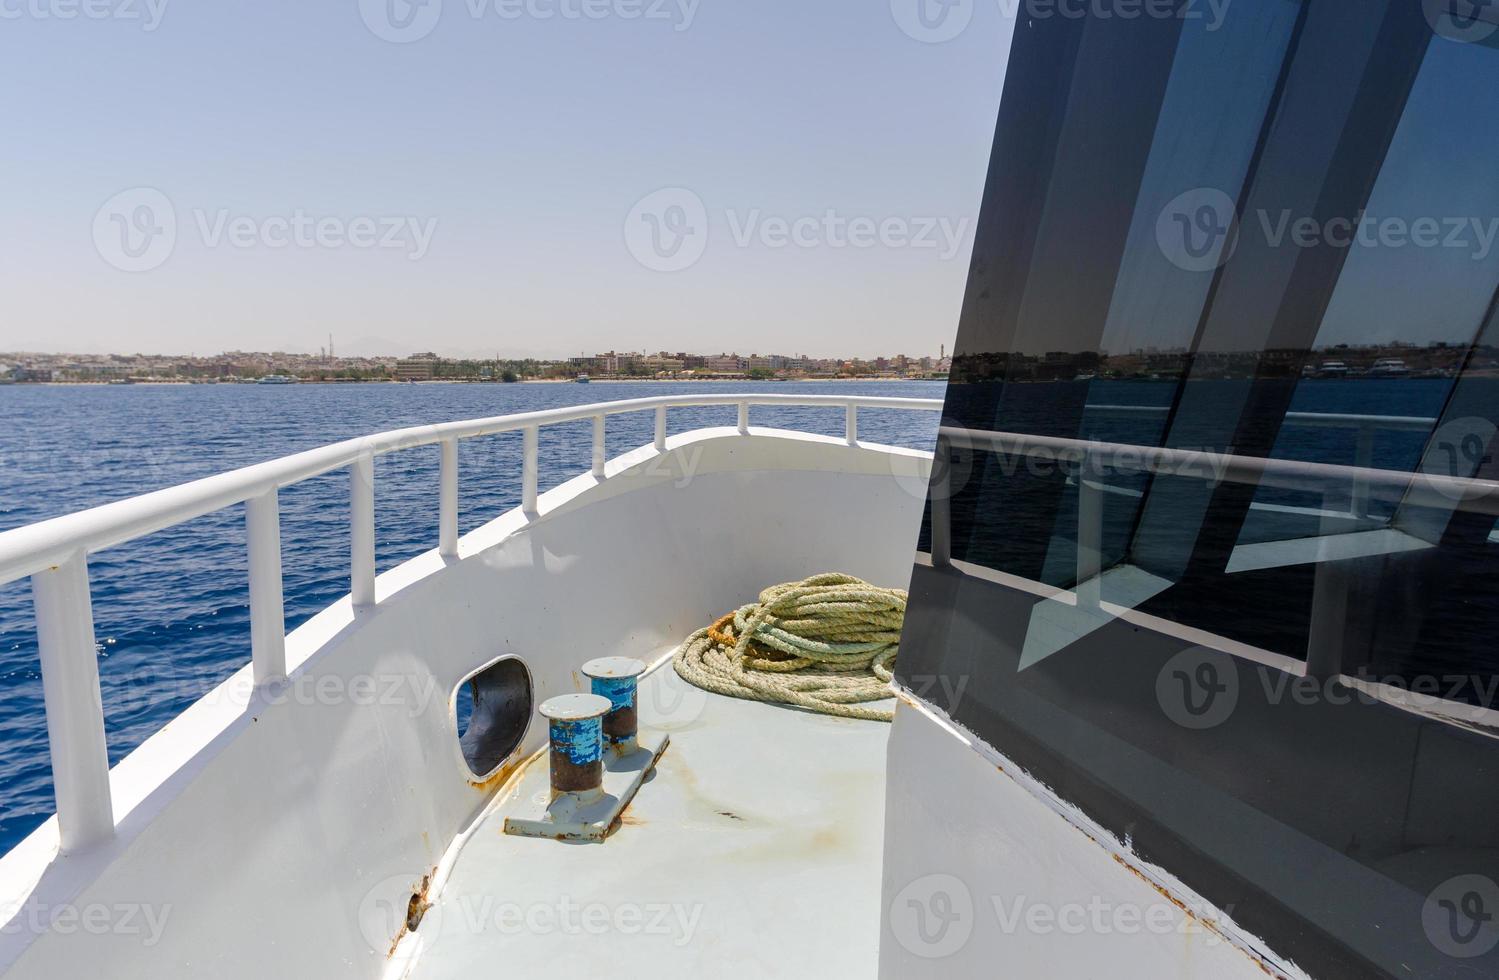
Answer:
[407, 664, 891, 979]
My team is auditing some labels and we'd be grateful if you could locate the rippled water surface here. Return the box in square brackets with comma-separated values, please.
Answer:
[0, 380, 944, 852]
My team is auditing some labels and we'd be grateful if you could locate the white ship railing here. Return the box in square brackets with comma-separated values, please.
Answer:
[0, 393, 943, 855]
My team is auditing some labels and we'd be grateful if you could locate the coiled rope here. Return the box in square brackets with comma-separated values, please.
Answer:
[672, 573, 906, 722]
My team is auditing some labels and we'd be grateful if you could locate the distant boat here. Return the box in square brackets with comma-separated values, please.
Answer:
[1368, 357, 1411, 378]
[575, 374, 590, 383]
[1314, 360, 1350, 379]
[257, 375, 298, 385]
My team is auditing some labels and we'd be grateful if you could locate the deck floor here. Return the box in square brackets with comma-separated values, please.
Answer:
[408, 664, 890, 979]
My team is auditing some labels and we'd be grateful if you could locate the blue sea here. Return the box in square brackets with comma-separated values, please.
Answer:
[0, 380, 944, 852]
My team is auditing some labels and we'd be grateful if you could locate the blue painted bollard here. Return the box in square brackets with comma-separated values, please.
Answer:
[581, 657, 648, 753]
[539, 693, 611, 799]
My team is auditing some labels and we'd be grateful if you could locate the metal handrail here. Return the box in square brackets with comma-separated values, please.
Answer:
[928, 425, 1499, 577]
[927, 423, 1499, 703]
[1086, 403, 1437, 431]
[934, 425, 1499, 514]
[3, 392, 943, 855]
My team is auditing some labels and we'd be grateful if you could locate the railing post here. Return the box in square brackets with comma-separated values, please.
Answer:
[246, 490, 286, 684]
[1351, 425, 1375, 519]
[31, 553, 114, 853]
[522, 425, 539, 516]
[1076, 466, 1102, 609]
[931, 435, 951, 567]
[439, 438, 459, 558]
[592, 414, 606, 478]
[845, 404, 858, 446]
[654, 406, 667, 452]
[350, 452, 376, 607]
[737, 401, 749, 436]
[1307, 489, 1349, 679]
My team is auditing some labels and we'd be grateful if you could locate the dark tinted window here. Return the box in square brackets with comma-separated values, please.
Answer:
[901, 3, 1499, 977]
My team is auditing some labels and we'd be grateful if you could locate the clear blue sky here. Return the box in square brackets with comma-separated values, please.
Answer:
[0, 0, 1012, 359]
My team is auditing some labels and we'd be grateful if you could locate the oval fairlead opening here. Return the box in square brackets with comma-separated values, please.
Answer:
[454, 656, 533, 780]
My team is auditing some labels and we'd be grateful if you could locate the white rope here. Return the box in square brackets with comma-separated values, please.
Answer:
[672, 573, 905, 722]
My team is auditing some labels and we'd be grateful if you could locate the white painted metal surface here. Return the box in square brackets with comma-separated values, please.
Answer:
[438, 439, 459, 559]
[2, 392, 1417, 979]
[246, 490, 287, 685]
[407, 666, 890, 980]
[30, 555, 114, 855]
[351, 452, 377, 607]
[0, 394, 939, 863]
[878, 697, 1301, 980]
[0, 419, 931, 980]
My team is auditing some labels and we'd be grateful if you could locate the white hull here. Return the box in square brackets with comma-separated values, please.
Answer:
[0, 425, 931, 979]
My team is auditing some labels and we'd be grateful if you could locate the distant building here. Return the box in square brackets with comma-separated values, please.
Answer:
[396, 353, 439, 381]
[640, 353, 685, 374]
[594, 351, 639, 374]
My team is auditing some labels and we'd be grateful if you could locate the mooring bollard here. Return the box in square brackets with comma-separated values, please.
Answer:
[539, 693, 611, 800]
[504, 676, 669, 842]
[581, 657, 648, 754]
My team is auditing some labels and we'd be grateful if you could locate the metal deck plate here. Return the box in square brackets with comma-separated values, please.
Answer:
[407, 665, 891, 979]
[502, 732, 670, 842]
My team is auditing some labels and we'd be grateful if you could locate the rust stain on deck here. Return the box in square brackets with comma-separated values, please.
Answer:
[469, 745, 544, 794]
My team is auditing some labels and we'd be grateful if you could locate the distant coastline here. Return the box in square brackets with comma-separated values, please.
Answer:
[6, 375, 944, 387]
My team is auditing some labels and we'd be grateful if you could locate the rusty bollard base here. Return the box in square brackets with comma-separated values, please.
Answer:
[502, 728, 669, 842]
